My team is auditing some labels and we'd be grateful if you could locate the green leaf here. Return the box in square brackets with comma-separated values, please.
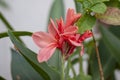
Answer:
[48, 0, 64, 21]
[90, 0, 109, 4]
[0, 31, 32, 39]
[0, 76, 5, 80]
[75, 0, 84, 2]
[74, 0, 84, 13]
[105, 0, 120, 8]
[11, 49, 43, 80]
[109, 26, 120, 38]
[76, 0, 109, 4]
[75, 74, 92, 80]
[47, 50, 62, 71]
[90, 3, 107, 13]
[89, 40, 116, 80]
[8, 30, 60, 80]
[83, 0, 92, 9]
[77, 14, 96, 33]
[75, 0, 109, 14]
[100, 26, 120, 66]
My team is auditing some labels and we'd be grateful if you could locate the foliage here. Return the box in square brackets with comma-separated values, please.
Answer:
[0, 0, 120, 80]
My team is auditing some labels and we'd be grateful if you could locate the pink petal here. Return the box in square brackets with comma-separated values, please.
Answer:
[37, 43, 57, 63]
[66, 8, 74, 24]
[80, 44, 84, 56]
[66, 8, 81, 26]
[79, 30, 92, 42]
[69, 39, 82, 46]
[66, 8, 74, 26]
[73, 13, 81, 22]
[32, 32, 55, 48]
[63, 26, 78, 35]
[48, 18, 59, 37]
[56, 17, 64, 33]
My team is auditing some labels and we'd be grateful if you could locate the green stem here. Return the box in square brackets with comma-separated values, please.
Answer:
[0, 12, 14, 30]
[92, 30, 104, 80]
[0, 31, 32, 39]
[0, 12, 24, 43]
[79, 54, 84, 74]
[68, 57, 76, 77]
[70, 63, 76, 77]
[61, 56, 65, 80]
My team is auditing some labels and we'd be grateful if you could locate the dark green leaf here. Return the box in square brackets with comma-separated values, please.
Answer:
[48, 0, 64, 21]
[90, 0, 109, 4]
[8, 30, 60, 80]
[0, 31, 32, 39]
[77, 14, 96, 33]
[71, 58, 79, 65]
[0, 76, 5, 80]
[109, 26, 120, 38]
[89, 40, 116, 80]
[105, 0, 120, 8]
[74, 0, 84, 13]
[90, 3, 107, 13]
[100, 26, 120, 66]
[11, 49, 43, 80]
[47, 50, 62, 72]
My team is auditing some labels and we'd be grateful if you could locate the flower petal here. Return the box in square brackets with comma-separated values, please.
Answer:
[79, 30, 92, 42]
[32, 32, 55, 48]
[69, 39, 82, 46]
[56, 17, 64, 33]
[67, 34, 82, 46]
[66, 8, 74, 23]
[37, 43, 57, 63]
[48, 18, 59, 37]
[63, 26, 78, 35]
[66, 8, 81, 26]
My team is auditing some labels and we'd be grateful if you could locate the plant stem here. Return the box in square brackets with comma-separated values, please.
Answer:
[71, 63, 76, 77]
[69, 58, 76, 77]
[92, 30, 104, 80]
[79, 54, 84, 74]
[61, 56, 65, 80]
[0, 31, 32, 39]
[0, 12, 14, 30]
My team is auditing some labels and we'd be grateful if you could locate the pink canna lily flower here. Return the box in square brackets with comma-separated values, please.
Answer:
[32, 8, 91, 63]
[66, 8, 81, 27]
[32, 19, 60, 63]
[67, 30, 92, 56]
